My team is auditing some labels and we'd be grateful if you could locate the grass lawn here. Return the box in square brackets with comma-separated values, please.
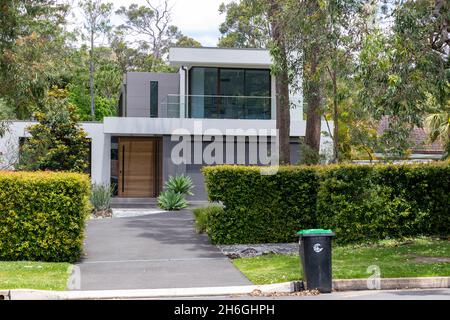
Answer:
[0, 261, 71, 291]
[233, 238, 450, 285]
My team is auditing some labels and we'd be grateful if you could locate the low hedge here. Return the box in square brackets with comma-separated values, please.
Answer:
[0, 171, 91, 262]
[202, 162, 450, 245]
[192, 205, 224, 234]
[203, 165, 319, 244]
[316, 163, 450, 243]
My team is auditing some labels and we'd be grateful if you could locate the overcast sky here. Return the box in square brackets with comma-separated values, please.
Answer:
[69, 0, 234, 47]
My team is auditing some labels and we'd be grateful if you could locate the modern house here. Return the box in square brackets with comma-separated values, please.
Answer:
[0, 47, 333, 201]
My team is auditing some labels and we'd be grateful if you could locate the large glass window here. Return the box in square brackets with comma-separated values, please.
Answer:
[189, 67, 218, 118]
[245, 69, 271, 119]
[189, 67, 271, 119]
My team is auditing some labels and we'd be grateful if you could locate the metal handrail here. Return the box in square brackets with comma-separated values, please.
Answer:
[161, 94, 272, 119]
[166, 94, 272, 99]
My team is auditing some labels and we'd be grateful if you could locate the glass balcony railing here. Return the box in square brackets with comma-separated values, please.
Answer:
[161, 94, 272, 120]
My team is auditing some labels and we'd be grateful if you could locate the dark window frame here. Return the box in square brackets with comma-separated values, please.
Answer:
[150, 81, 159, 118]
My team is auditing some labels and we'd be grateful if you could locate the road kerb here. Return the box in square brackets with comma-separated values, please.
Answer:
[8, 282, 294, 300]
[332, 277, 450, 291]
[5, 277, 450, 299]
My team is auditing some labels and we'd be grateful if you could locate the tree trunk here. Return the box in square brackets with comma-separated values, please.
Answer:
[304, 50, 323, 155]
[332, 69, 339, 162]
[268, 0, 291, 165]
[276, 69, 291, 165]
[89, 30, 95, 120]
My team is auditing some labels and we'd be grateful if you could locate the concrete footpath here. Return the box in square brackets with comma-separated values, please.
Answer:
[75, 210, 251, 290]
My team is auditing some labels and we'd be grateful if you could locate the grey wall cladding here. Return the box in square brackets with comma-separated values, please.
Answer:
[125, 72, 180, 118]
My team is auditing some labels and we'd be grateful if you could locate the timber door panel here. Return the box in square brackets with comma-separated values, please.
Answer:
[118, 137, 160, 198]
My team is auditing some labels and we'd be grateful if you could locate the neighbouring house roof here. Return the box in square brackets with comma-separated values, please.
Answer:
[377, 116, 444, 155]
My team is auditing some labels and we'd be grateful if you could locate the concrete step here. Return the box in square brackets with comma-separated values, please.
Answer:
[111, 198, 157, 209]
[110, 198, 212, 209]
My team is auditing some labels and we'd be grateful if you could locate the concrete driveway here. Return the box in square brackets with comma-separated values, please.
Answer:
[75, 210, 251, 291]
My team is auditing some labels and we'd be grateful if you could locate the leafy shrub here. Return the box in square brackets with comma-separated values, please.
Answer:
[202, 163, 450, 245]
[90, 183, 113, 212]
[0, 171, 90, 262]
[157, 190, 188, 211]
[192, 205, 224, 234]
[165, 174, 194, 195]
[17, 93, 89, 173]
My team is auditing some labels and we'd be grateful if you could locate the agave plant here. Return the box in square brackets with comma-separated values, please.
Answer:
[157, 190, 188, 211]
[165, 174, 194, 195]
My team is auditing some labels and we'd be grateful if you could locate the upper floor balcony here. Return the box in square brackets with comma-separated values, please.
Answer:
[161, 94, 273, 120]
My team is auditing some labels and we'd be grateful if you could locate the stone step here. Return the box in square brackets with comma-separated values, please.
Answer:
[111, 197, 157, 209]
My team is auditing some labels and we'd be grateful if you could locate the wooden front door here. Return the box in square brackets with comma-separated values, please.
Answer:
[118, 137, 161, 198]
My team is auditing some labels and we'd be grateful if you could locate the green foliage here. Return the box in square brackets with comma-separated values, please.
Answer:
[157, 190, 188, 211]
[79, 0, 113, 39]
[192, 205, 224, 234]
[317, 163, 450, 243]
[298, 139, 322, 165]
[358, 0, 449, 157]
[0, 99, 10, 137]
[0, 171, 91, 262]
[165, 174, 194, 195]
[202, 163, 450, 245]
[17, 90, 90, 172]
[66, 46, 120, 121]
[0, 1, 72, 119]
[203, 165, 319, 244]
[110, 31, 176, 74]
[90, 184, 113, 212]
[175, 36, 202, 48]
[218, 0, 270, 48]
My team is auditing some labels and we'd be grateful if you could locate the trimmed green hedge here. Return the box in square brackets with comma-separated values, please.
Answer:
[0, 171, 91, 262]
[202, 163, 450, 244]
[203, 166, 319, 244]
[316, 163, 450, 243]
[193, 205, 224, 234]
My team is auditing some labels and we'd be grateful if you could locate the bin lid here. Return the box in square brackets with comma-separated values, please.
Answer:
[296, 229, 335, 236]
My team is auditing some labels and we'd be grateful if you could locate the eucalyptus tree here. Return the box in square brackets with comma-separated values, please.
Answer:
[219, 0, 373, 163]
[218, 0, 291, 163]
[175, 36, 202, 48]
[0, 0, 70, 119]
[276, 0, 374, 162]
[79, 0, 113, 120]
[116, 0, 183, 69]
[358, 0, 449, 158]
[218, 0, 271, 48]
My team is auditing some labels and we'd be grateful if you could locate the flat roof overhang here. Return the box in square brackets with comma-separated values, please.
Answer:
[169, 47, 272, 69]
[103, 117, 309, 137]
